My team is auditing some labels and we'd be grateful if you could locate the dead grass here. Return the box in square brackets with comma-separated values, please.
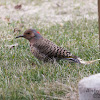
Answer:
[0, 0, 97, 25]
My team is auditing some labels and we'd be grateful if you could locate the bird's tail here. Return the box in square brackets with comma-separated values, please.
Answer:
[77, 58, 100, 64]
[65, 56, 100, 64]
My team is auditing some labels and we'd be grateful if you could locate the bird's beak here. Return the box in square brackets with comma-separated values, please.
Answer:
[16, 35, 24, 38]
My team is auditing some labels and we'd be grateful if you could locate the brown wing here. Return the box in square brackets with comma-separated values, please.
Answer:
[30, 46, 47, 61]
[34, 38, 73, 60]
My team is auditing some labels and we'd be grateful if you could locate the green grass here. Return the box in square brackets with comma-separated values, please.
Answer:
[0, 0, 100, 99]
[0, 18, 99, 100]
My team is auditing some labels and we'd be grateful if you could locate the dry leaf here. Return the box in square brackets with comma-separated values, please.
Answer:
[32, 62, 35, 66]
[4, 17, 10, 23]
[5, 18, 10, 22]
[59, 23, 64, 27]
[56, 3, 61, 7]
[5, 43, 18, 49]
[14, 4, 22, 10]
[66, 93, 71, 97]
[14, 28, 21, 33]
[20, 24, 24, 28]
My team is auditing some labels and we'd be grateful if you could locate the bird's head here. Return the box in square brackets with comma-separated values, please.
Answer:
[16, 29, 42, 41]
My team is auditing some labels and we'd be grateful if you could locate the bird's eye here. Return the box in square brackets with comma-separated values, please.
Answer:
[27, 33, 30, 34]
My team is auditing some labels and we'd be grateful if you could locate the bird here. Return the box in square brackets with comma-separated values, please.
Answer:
[16, 29, 100, 64]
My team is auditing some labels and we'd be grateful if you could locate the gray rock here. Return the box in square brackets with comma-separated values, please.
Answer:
[78, 74, 100, 100]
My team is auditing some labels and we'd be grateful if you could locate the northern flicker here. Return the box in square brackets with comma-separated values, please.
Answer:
[16, 29, 100, 64]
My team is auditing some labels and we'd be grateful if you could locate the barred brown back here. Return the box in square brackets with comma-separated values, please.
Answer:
[30, 38, 74, 62]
